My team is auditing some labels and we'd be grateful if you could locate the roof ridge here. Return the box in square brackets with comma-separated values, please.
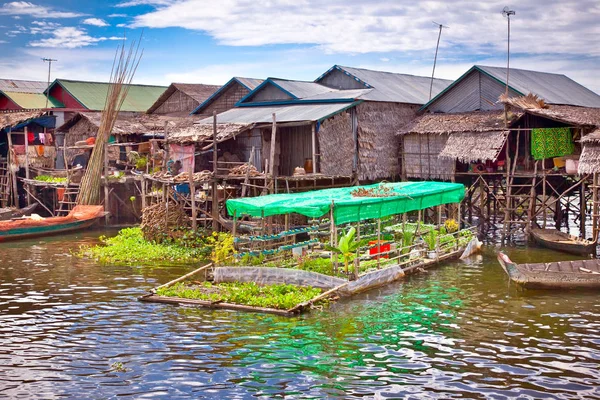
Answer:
[337, 65, 453, 81]
[475, 64, 568, 78]
[56, 78, 168, 88]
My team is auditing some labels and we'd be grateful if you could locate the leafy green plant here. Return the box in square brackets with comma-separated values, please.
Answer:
[327, 227, 359, 274]
[34, 175, 67, 184]
[135, 156, 148, 170]
[204, 232, 235, 265]
[157, 281, 323, 310]
[423, 229, 438, 251]
[399, 230, 414, 254]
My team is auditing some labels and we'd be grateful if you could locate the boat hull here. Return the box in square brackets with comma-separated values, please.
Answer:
[498, 252, 600, 289]
[531, 228, 596, 256]
[0, 218, 99, 242]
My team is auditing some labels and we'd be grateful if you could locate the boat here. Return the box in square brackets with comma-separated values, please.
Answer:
[0, 205, 105, 242]
[530, 228, 596, 256]
[0, 204, 38, 221]
[497, 251, 600, 289]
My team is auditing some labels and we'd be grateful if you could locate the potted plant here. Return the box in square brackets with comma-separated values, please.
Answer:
[424, 229, 438, 259]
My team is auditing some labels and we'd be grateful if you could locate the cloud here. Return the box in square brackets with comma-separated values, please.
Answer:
[116, 0, 174, 7]
[30, 20, 61, 34]
[129, 0, 600, 58]
[29, 27, 109, 48]
[108, 13, 127, 18]
[82, 18, 109, 27]
[0, 40, 8, 44]
[0, 1, 84, 18]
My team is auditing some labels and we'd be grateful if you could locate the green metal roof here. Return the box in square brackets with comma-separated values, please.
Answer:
[1, 91, 63, 109]
[50, 79, 168, 112]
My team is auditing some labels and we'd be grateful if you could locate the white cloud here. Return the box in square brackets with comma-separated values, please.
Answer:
[0, 1, 84, 18]
[116, 0, 174, 7]
[129, 0, 600, 58]
[29, 27, 109, 48]
[108, 13, 127, 18]
[30, 20, 61, 34]
[82, 18, 109, 27]
[0, 40, 8, 44]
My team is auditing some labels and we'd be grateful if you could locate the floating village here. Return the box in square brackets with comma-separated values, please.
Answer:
[2, 37, 600, 317]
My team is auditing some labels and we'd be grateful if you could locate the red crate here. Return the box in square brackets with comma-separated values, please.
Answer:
[369, 241, 390, 258]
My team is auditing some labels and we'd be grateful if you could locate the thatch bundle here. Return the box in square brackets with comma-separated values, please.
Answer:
[77, 38, 143, 205]
[140, 201, 189, 242]
[499, 93, 548, 109]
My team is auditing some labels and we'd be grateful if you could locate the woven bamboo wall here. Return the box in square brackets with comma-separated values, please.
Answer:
[403, 133, 455, 180]
[200, 83, 248, 117]
[318, 111, 353, 177]
[357, 102, 418, 181]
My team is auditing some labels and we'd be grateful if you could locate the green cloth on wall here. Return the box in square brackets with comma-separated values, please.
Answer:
[531, 127, 574, 160]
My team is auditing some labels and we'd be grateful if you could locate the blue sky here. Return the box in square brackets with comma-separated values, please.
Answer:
[0, 0, 599, 93]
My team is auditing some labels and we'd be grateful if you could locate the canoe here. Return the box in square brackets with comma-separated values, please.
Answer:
[530, 228, 596, 256]
[0, 205, 104, 242]
[0, 204, 37, 221]
[497, 251, 600, 289]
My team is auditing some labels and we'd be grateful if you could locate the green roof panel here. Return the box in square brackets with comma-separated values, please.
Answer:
[57, 80, 168, 112]
[1, 91, 63, 109]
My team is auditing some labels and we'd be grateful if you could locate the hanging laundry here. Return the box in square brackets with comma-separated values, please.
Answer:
[531, 127, 574, 160]
[169, 144, 195, 173]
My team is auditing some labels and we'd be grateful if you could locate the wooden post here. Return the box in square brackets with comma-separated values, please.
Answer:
[329, 201, 335, 273]
[311, 122, 317, 174]
[103, 142, 110, 224]
[580, 178, 586, 238]
[457, 200, 462, 229]
[355, 219, 360, 280]
[6, 129, 19, 207]
[232, 210, 237, 240]
[542, 171, 547, 228]
[241, 146, 255, 197]
[593, 173, 599, 242]
[212, 111, 219, 232]
[23, 126, 31, 205]
[189, 167, 197, 231]
[164, 121, 170, 163]
[269, 113, 277, 192]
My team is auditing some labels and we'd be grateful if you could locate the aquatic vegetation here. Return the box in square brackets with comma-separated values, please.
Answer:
[156, 281, 323, 310]
[79, 227, 209, 264]
[110, 362, 126, 372]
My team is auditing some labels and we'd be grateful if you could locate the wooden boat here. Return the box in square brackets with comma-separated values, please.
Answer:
[530, 228, 596, 256]
[0, 205, 104, 242]
[0, 204, 37, 221]
[497, 252, 600, 289]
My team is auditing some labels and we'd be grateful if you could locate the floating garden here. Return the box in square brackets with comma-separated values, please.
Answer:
[141, 182, 479, 316]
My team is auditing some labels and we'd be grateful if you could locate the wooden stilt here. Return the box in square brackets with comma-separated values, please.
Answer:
[6, 129, 18, 207]
[212, 111, 219, 232]
[104, 142, 110, 225]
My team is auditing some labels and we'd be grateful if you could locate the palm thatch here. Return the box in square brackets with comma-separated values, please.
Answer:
[578, 144, 600, 174]
[499, 93, 549, 109]
[439, 131, 508, 162]
[168, 122, 251, 146]
[0, 111, 44, 130]
[523, 105, 600, 128]
[399, 110, 512, 135]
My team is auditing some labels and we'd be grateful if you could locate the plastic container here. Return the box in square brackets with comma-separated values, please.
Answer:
[565, 159, 579, 174]
[553, 157, 566, 168]
[369, 240, 390, 258]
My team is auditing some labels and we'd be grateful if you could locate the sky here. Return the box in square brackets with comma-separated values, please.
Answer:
[0, 0, 599, 93]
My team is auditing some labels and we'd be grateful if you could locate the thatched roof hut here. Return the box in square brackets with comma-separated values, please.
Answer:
[1, 111, 45, 130]
[168, 122, 252, 146]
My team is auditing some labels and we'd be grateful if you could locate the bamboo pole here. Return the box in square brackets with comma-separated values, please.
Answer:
[153, 263, 214, 292]
[311, 122, 317, 174]
[6, 129, 18, 207]
[23, 127, 31, 205]
[269, 113, 277, 192]
[593, 173, 599, 242]
[211, 111, 219, 232]
[189, 166, 197, 231]
[104, 142, 110, 225]
[580, 178, 586, 238]
[377, 218, 381, 269]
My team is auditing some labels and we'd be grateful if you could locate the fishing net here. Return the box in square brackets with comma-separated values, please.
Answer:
[0, 205, 103, 231]
[213, 267, 346, 290]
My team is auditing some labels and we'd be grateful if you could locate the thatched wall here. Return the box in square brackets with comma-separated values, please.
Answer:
[318, 111, 353, 177]
[65, 117, 97, 163]
[578, 144, 600, 174]
[199, 82, 249, 117]
[439, 131, 508, 163]
[357, 102, 418, 180]
[403, 133, 455, 180]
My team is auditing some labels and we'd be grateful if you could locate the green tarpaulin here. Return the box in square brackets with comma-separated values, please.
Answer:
[227, 181, 465, 225]
[531, 127, 574, 160]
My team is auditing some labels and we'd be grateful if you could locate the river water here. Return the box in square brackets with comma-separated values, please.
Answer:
[0, 231, 599, 399]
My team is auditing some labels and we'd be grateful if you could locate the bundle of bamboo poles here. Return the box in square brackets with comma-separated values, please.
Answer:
[77, 38, 143, 205]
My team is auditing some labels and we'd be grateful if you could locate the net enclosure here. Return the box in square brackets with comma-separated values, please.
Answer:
[227, 181, 465, 225]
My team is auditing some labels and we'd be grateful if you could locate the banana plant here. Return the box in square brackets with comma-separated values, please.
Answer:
[327, 227, 359, 274]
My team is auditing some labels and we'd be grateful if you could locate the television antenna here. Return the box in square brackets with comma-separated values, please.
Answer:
[501, 7, 515, 95]
[429, 21, 449, 101]
[42, 57, 57, 109]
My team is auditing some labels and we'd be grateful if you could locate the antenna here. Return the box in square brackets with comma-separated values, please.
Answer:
[42, 57, 57, 110]
[501, 7, 515, 95]
[429, 21, 449, 101]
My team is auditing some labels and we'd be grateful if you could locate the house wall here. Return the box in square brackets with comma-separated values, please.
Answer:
[153, 89, 199, 115]
[218, 128, 263, 171]
[248, 84, 292, 102]
[318, 68, 366, 90]
[357, 101, 419, 181]
[49, 85, 85, 109]
[428, 70, 521, 113]
[0, 95, 20, 110]
[318, 111, 354, 177]
[403, 133, 455, 180]
[199, 82, 249, 116]
[278, 126, 313, 176]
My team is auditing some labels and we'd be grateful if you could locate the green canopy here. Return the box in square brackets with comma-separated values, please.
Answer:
[227, 181, 465, 225]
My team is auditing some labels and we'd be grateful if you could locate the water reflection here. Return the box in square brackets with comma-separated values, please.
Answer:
[0, 233, 599, 399]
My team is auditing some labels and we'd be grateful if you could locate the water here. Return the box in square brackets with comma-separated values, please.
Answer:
[1, 233, 599, 399]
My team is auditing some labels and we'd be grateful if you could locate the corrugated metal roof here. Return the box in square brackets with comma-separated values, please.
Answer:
[235, 77, 263, 90]
[1, 91, 63, 109]
[49, 79, 168, 112]
[268, 79, 334, 99]
[0, 79, 47, 94]
[319, 66, 453, 105]
[476, 65, 600, 107]
[302, 88, 373, 101]
[197, 102, 358, 124]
